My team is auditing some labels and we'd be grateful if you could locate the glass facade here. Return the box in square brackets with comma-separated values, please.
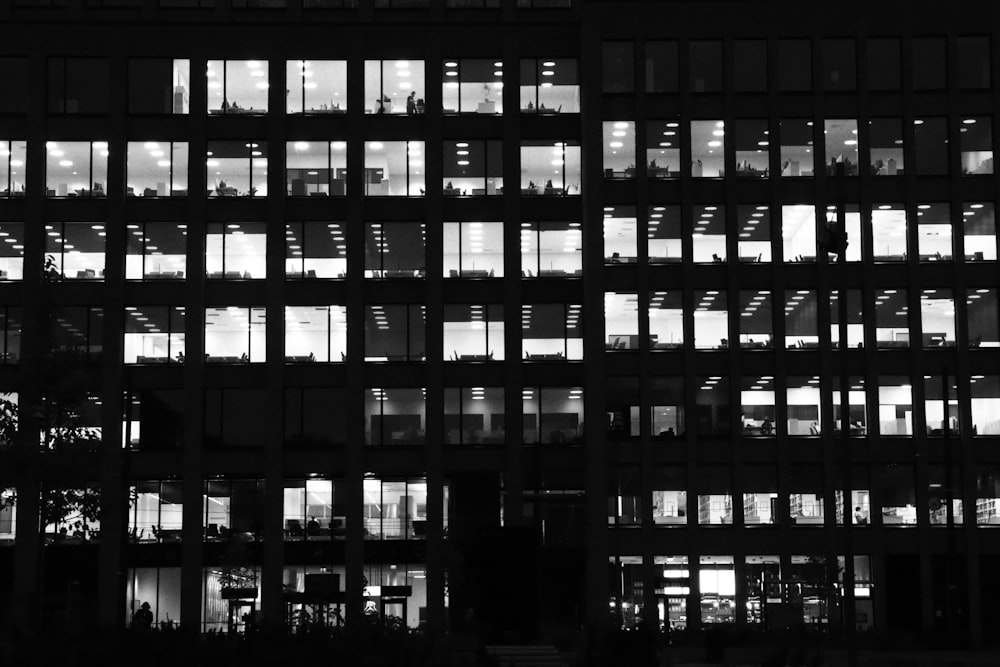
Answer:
[0, 0, 998, 650]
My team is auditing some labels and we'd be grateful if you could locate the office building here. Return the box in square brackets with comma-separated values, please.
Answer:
[0, 0, 999, 648]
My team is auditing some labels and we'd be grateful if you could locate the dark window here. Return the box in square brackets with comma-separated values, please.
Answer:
[0, 59, 28, 114]
[0, 308, 22, 364]
[303, 0, 358, 6]
[734, 40, 767, 92]
[124, 390, 185, 451]
[603, 42, 634, 94]
[517, 0, 572, 6]
[914, 118, 949, 175]
[823, 39, 856, 90]
[51, 307, 104, 360]
[129, 59, 191, 114]
[48, 58, 109, 114]
[204, 389, 267, 448]
[866, 38, 901, 90]
[958, 36, 991, 89]
[284, 388, 347, 448]
[646, 41, 678, 93]
[913, 37, 946, 90]
[689, 41, 723, 92]
[777, 40, 811, 91]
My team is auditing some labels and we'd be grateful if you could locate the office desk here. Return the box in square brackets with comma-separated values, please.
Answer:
[457, 354, 492, 361]
[208, 108, 264, 115]
[461, 269, 490, 278]
[206, 356, 247, 363]
[156, 529, 183, 542]
[525, 353, 565, 360]
[654, 516, 687, 525]
[477, 101, 496, 114]
[135, 356, 172, 364]
[145, 271, 184, 279]
[794, 516, 824, 525]
[833, 426, 867, 437]
[922, 332, 949, 347]
[367, 355, 420, 362]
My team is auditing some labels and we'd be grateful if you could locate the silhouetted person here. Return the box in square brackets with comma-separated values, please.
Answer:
[406, 91, 416, 114]
[132, 602, 153, 631]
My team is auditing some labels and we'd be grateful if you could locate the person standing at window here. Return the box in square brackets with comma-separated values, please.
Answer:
[407, 91, 416, 115]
